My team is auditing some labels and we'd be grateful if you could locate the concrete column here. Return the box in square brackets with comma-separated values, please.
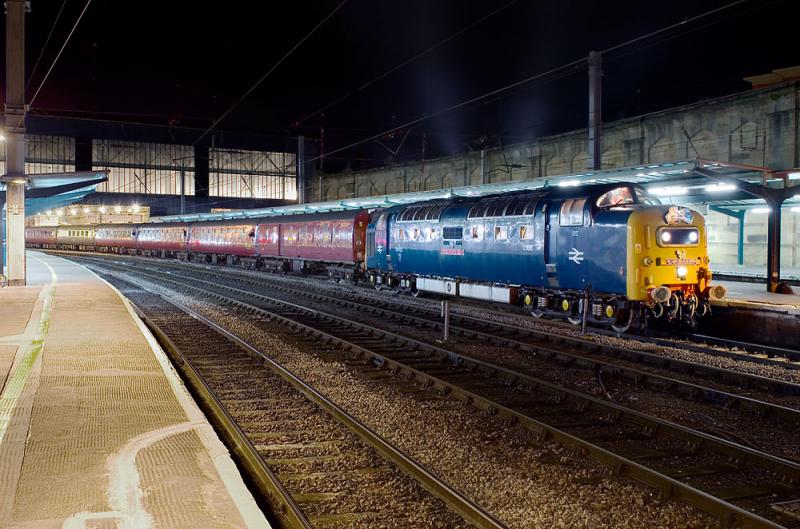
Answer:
[194, 145, 209, 198]
[3, 0, 28, 286]
[588, 51, 602, 171]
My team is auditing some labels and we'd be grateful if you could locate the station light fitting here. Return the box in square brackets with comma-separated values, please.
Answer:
[791, 206, 800, 213]
[788, 172, 800, 180]
[99, 206, 106, 213]
[557, 180, 581, 187]
[750, 207, 771, 214]
[0, 133, 5, 141]
[704, 183, 736, 192]
[114, 205, 122, 213]
[45, 210, 52, 216]
[649, 186, 687, 196]
[69, 208, 78, 216]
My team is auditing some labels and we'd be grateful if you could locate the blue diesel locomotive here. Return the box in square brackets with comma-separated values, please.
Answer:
[364, 182, 726, 332]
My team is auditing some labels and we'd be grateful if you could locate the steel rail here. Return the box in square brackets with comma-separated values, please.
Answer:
[97, 256, 800, 422]
[105, 268, 508, 529]
[43, 250, 800, 369]
[84, 258, 797, 529]
[130, 303, 313, 529]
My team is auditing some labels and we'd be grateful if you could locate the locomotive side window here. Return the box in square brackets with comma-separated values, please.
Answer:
[494, 226, 508, 240]
[470, 225, 483, 240]
[559, 199, 586, 226]
[519, 225, 534, 240]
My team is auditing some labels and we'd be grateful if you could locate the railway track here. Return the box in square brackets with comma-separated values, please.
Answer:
[76, 255, 800, 529]
[80, 254, 800, 410]
[108, 271, 503, 529]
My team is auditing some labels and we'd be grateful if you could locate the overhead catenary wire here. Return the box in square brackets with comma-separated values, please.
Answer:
[292, 0, 520, 127]
[193, 0, 349, 146]
[26, 0, 69, 91]
[29, 0, 92, 107]
[311, 0, 755, 164]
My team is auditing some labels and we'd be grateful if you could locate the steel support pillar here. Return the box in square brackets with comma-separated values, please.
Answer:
[766, 199, 785, 293]
[193, 146, 209, 198]
[709, 206, 746, 266]
[3, 0, 28, 286]
[75, 137, 93, 171]
[587, 50, 602, 171]
[297, 135, 306, 204]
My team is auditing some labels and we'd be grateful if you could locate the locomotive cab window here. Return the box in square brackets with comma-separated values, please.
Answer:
[596, 187, 633, 208]
[559, 198, 587, 226]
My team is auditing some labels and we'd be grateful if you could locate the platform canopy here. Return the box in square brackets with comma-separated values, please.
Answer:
[153, 158, 798, 223]
[0, 170, 108, 216]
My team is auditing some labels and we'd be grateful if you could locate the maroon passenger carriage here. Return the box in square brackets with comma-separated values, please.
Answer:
[25, 226, 58, 249]
[25, 209, 370, 281]
[95, 225, 137, 253]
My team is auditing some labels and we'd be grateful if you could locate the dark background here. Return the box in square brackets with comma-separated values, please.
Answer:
[2, 0, 796, 170]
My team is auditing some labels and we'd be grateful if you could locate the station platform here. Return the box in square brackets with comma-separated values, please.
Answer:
[0, 251, 269, 529]
[714, 279, 800, 314]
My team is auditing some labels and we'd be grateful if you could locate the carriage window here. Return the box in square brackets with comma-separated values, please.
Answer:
[559, 199, 587, 226]
[596, 187, 633, 208]
[494, 226, 508, 240]
[519, 225, 534, 239]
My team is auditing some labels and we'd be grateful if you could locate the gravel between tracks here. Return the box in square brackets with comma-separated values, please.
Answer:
[152, 259, 800, 385]
[110, 268, 713, 529]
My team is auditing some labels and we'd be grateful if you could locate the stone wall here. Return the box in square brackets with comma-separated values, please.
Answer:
[316, 83, 799, 202]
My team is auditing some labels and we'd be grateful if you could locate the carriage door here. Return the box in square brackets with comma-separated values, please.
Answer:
[368, 211, 389, 270]
[543, 202, 559, 287]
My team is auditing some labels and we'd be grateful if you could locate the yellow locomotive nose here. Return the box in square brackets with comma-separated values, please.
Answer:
[627, 206, 716, 303]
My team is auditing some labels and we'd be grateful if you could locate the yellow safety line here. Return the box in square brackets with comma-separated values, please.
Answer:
[0, 257, 57, 447]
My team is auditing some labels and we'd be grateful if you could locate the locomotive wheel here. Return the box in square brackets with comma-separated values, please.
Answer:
[611, 308, 634, 333]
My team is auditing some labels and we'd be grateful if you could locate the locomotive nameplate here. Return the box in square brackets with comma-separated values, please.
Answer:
[440, 248, 465, 256]
[664, 258, 698, 265]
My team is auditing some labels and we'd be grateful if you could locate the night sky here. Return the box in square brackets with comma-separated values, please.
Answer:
[3, 0, 797, 170]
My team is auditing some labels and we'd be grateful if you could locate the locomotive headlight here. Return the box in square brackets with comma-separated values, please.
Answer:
[676, 266, 688, 279]
[661, 231, 672, 243]
[688, 231, 698, 243]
